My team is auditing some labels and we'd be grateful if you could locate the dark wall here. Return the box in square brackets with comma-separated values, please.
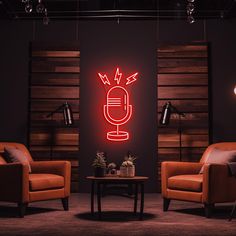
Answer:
[79, 21, 157, 191]
[0, 19, 236, 192]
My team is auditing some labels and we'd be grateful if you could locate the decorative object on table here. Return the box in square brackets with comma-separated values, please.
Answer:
[92, 151, 106, 177]
[107, 162, 117, 175]
[46, 102, 74, 160]
[119, 152, 136, 177]
[159, 101, 185, 161]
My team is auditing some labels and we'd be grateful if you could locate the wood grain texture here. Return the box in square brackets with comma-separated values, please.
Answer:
[30, 128, 79, 146]
[158, 99, 208, 113]
[158, 147, 206, 162]
[158, 57, 208, 73]
[158, 86, 208, 99]
[30, 112, 79, 122]
[158, 134, 209, 148]
[30, 99, 79, 112]
[157, 112, 209, 128]
[32, 51, 80, 58]
[158, 74, 208, 86]
[157, 43, 209, 191]
[157, 45, 207, 53]
[31, 74, 79, 86]
[31, 60, 80, 73]
[31, 87, 79, 99]
[29, 42, 80, 192]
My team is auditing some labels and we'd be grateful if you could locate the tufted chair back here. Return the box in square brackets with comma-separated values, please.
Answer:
[0, 142, 33, 164]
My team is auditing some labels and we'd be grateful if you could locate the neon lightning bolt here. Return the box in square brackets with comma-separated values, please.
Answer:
[126, 72, 138, 85]
[98, 73, 111, 85]
[114, 67, 122, 85]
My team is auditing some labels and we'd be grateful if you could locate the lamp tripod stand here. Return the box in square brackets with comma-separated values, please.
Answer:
[160, 102, 185, 161]
[46, 102, 73, 160]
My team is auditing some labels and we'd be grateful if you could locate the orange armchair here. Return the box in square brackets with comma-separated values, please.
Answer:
[0, 142, 71, 217]
[161, 142, 236, 217]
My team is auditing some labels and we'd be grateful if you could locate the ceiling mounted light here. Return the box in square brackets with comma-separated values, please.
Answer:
[21, 0, 49, 25]
[36, 0, 45, 14]
[25, 0, 33, 13]
[43, 8, 50, 25]
[186, 0, 196, 24]
[186, 3, 195, 14]
[187, 15, 195, 24]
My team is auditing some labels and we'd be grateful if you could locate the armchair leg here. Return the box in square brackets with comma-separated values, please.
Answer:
[61, 197, 69, 211]
[18, 203, 28, 218]
[204, 203, 214, 218]
[163, 198, 171, 212]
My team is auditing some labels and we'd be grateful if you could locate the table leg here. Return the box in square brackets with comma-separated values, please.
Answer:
[97, 183, 102, 220]
[229, 200, 236, 221]
[139, 182, 144, 220]
[134, 183, 138, 214]
[91, 181, 94, 215]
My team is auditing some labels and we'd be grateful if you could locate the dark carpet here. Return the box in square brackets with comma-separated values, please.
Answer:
[0, 194, 235, 236]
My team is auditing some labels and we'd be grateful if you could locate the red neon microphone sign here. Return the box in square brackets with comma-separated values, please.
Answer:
[98, 68, 138, 141]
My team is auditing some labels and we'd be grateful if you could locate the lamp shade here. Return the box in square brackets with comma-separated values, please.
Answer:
[63, 102, 73, 126]
[159, 102, 172, 125]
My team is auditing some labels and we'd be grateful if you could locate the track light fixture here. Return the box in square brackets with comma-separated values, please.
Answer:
[187, 15, 195, 24]
[186, 0, 196, 24]
[36, 0, 45, 14]
[24, 0, 33, 13]
[43, 8, 50, 25]
[21, 0, 49, 24]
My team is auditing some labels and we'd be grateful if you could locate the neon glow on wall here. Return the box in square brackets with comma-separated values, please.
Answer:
[98, 68, 138, 141]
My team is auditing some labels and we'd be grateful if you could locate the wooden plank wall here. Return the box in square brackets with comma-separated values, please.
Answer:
[157, 43, 209, 190]
[29, 42, 80, 192]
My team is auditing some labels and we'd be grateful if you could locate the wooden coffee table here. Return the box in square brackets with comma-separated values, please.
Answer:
[86, 176, 149, 220]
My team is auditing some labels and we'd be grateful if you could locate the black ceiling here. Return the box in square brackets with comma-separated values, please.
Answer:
[0, 0, 236, 20]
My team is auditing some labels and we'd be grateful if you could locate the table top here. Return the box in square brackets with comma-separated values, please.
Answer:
[86, 176, 149, 182]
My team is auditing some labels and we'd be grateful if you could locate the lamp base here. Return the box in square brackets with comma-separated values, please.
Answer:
[107, 131, 129, 141]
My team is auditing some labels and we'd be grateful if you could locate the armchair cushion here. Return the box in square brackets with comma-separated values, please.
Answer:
[4, 147, 32, 172]
[200, 148, 236, 174]
[168, 174, 203, 192]
[29, 174, 64, 191]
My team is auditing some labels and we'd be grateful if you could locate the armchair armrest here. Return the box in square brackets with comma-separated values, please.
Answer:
[202, 163, 235, 203]
[31, 161, 71, 176]
[31, 161, 71, 196]
[161, 161, 203, 197]
[0, 163, 29, 203]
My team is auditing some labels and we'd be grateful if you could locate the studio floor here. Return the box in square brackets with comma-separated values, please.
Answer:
[0, 193, 235, 236]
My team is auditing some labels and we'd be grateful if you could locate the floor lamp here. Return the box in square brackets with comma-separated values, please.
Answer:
[159, 102, 185, 161]
[46, 102, 74, 160]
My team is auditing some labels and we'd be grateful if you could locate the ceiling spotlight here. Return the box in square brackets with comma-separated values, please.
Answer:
[21, 0, 49, 24]
[220, 11, 224, 19]
[187, 3, 195, 14]
[43, 16, 50, 25]
[43, 8, 50, 25]
[187, 15, 195, 24]
[25, 0, 33, 13]
[186, 0, 196, 24]
[36, 0, 45, 14]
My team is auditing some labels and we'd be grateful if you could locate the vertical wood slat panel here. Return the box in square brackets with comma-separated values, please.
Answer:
[29, 42, 80, 192]
[157, 43, 209, 192]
